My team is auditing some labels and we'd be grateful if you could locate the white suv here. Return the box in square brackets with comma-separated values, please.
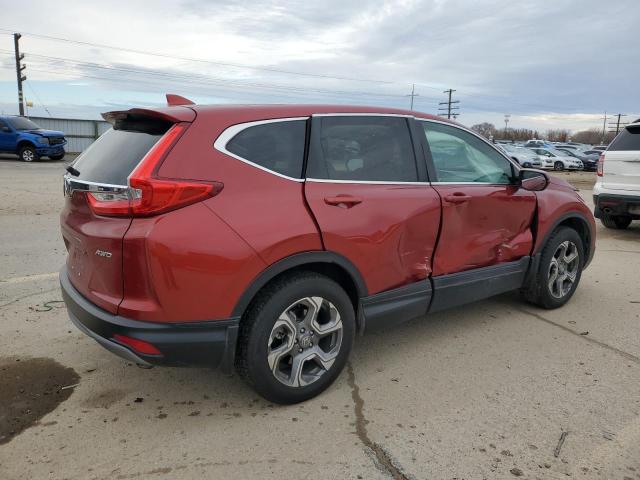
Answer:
[593, 121, 640, 229]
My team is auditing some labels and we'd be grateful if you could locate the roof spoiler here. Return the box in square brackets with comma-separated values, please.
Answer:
[102, 106, 196, 125]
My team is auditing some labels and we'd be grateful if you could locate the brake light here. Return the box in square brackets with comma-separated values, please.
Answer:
[597, 153, 605, 176]
[87, 123, 223, 217]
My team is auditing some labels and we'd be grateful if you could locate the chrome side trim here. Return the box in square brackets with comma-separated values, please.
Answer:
[306, 178, 430, 186]
[429, 181, 513, 186]
[213, 117, 308, 183]
[63, 175, 129, 197]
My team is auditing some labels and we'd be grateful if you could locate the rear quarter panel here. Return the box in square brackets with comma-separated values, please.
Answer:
[120, 202, 266, 322]
[158, 112, 323, 267]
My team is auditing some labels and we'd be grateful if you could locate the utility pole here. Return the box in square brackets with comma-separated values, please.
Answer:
[600, 111, 607, 144]
[438, 89, 459, 119]
[406, 84, 419, 111]
[608, 113, 627, 135]
[13, 33, 26, 116]
[504, 114, 511, 132]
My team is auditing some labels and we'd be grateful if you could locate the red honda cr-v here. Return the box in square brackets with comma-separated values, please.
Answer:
[60, 96, 595, 403]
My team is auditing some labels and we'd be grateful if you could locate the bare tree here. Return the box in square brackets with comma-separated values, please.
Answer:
[471, 122, 497, 139]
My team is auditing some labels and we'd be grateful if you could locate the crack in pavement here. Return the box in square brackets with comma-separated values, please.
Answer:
[517, 307, 640, 365]
[346, 362, 411, 480]
[0, 287, 60, 310]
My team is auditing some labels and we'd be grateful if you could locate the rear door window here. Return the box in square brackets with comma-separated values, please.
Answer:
[308, 116, 418, 182]
[225, 120, 306, 179]
[608, 126, 640, 151]
[71, 128, 163, 185]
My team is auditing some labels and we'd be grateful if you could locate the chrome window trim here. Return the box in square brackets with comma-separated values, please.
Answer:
[213, 117, 308, 183]
[312, 113, 414, 118]
[415, 117, 522, 175]
[306, 178, 430, 186]
[310, 113, 423, 184]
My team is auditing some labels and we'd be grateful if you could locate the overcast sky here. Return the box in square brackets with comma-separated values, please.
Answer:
[0, 0, 637, 132]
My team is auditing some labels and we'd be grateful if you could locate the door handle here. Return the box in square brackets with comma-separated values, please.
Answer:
[444, 193, 471, 204]
[324, 195, 363, 208]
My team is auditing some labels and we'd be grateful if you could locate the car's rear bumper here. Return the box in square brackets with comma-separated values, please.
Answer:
[593, 194, 640, 219]
[60, 267, 239, 372]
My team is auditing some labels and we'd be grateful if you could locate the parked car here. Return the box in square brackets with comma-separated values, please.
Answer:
[593, 121, 640, 229]
[556, 147, 598, 171]
[529, 148, 584, 171]
[497, 143, 542, 168]
[0, 116, 66, 161]
[524, 139, 553, 148]
[59, 101, 596, 403]
[591, 145, 608, 152]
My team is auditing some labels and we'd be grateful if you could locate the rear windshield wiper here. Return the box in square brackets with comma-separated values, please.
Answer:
[66, 165, 80, 177]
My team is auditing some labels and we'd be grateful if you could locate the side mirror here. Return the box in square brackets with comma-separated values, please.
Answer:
[519, 168, 548, 191]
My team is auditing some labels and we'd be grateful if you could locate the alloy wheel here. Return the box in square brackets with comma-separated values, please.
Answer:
[267, 296, 343, 388]
[547, 241, 580, 299]
[22, 150, 35, 162]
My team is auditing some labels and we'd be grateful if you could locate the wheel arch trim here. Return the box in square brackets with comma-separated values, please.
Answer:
[534, 212, 595, 268]
[231, 251, 368, 318]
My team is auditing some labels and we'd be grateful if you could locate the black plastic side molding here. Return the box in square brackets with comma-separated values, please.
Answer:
[429, 256, 530, 313]
[360, 280, 432, 332]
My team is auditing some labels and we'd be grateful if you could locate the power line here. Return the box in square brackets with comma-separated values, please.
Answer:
[0, 27, 405, 87]
[24, 81, 52, 117]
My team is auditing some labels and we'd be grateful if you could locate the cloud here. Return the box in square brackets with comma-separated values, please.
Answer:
[0, 0, 637, 129]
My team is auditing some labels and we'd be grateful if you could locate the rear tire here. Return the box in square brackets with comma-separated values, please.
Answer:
[553, 161, 564, 171]
[18, 145, 38, 162]
[601, 215, 632, 230]
[235, 272, 355, 404]
[521, 227, 584, 309]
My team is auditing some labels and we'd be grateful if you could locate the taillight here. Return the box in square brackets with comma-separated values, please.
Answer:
[87, 123, 223, 217]
[596, 153, 605, 176]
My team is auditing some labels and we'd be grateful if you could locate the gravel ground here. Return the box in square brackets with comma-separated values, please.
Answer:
[0, 156, 638, 480]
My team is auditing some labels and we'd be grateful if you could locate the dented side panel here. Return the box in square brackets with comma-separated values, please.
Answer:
[431, 184, 537, 276]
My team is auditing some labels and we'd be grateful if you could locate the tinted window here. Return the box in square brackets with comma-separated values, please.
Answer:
[608, 126, 640, 151]
[308, 116, 417, 182]
[226, 120, 306, 178]
[421, 122, 514, 183]
[6, 117, 41, 130]
[71, 128, 162, 185]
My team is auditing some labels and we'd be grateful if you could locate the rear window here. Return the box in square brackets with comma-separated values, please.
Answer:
[608, 126, 640, 151]
[71, 128, 163, 185]
[226, 120, 306, 178]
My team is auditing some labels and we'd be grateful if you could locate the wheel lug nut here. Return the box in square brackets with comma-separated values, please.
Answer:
[300, 328, 305, 333]
[299, 348, 303, 353]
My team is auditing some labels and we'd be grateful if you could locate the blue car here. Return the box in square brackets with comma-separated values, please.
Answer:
[0, 116, 67, 162]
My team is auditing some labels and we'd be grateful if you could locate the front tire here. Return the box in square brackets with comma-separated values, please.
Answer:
[49, 152, 65, 161]
[235, 272, 355, 404]
[18, 145, 38, 162]
[553, 161, 564, 171]
[521, 227, 584, 309]
[601, 215, 632, 230]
